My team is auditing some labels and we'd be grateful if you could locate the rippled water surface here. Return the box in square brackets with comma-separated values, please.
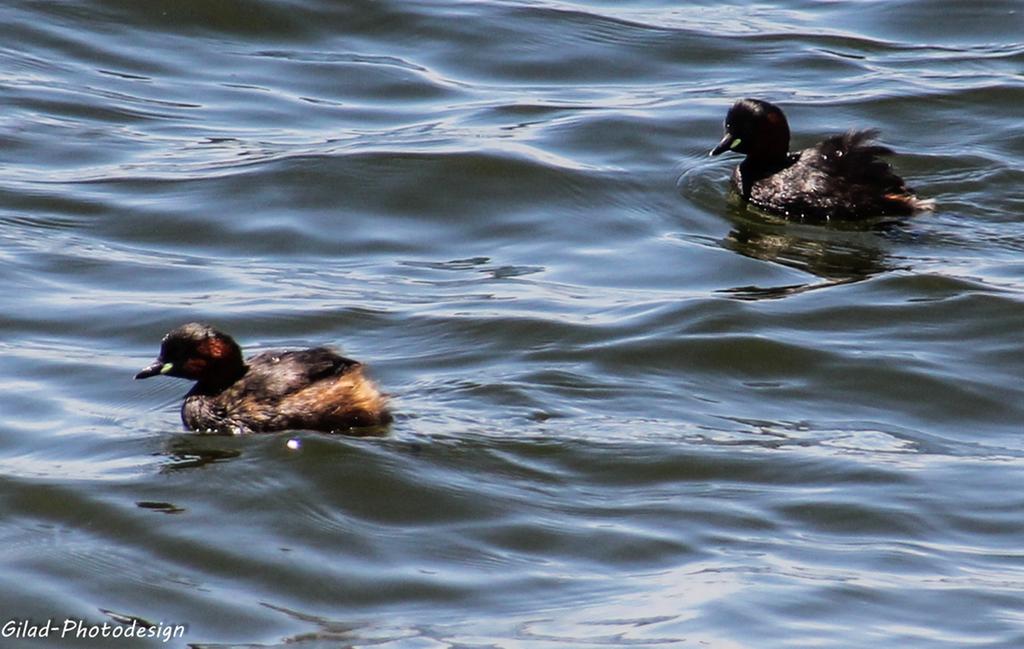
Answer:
[2, 1, 1024, 647]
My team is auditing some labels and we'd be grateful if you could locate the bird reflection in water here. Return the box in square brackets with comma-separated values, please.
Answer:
[718, 204, 909, 300]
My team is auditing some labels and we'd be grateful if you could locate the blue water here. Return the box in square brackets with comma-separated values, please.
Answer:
[2, 1, 1023, 647]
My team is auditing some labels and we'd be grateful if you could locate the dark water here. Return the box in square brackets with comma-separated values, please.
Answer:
[2, 1, 1023, 647]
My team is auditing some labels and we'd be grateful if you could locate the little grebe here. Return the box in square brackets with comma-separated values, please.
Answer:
[710, 98, 931, 221]
[136, 323, 390, 434]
